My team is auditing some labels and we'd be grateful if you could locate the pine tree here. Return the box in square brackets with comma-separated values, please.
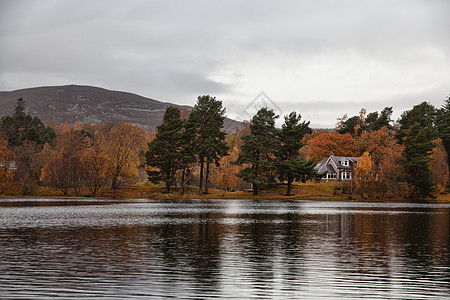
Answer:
[235, 107, 279, 195]
[396, 102, 437, 143]
[436, 95, 450, 168]
[403, 123, 435, 199]
[363, 107, 393, 132]
[178, 118, 196, 195]
[275, 112, 316, 196]
[0, 98, 56, 147]
[188, 95, 228, 195]
[146, 106, 184, 193]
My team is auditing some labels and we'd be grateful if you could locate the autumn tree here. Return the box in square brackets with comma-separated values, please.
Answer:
[353, 152, 376, 199]
[235, 107, 279, 195]
[429, 138, 449, 194]
[215, 132, 248, 192]
[79, 144, 107, 195]
[306, 131, 357, 162]
[98, 123, 147, 189]
[275, 112, 316, 196]
[146, 106, 184, 193]
[40, 130, 92, 195]
[0, 132, 14, 193]
[13, 141, 44, 195]
[41, 131, 85, 195]
[188, 95, 228, 195]
[355, 127, 408, 198]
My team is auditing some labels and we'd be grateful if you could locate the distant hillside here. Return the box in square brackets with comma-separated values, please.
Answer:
[0, 85, 243, 132]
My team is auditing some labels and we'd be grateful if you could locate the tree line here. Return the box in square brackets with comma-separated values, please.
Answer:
[1, 95, 449, 200]
[0, 98, 148, 195]
[147, 97, 317, 196]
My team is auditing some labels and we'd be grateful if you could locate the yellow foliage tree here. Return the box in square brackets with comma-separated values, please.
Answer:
[97, 123, 147, 189]
[354, 151, 376, 199]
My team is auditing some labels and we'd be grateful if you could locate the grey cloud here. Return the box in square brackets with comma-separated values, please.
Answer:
[1, 0, 449, 125]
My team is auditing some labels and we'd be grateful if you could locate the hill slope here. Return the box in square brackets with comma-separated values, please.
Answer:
[0, 85, 242, 131]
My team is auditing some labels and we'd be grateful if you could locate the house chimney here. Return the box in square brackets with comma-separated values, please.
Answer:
[329, 152, 335, 157]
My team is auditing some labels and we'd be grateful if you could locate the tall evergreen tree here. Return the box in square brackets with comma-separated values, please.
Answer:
[397, 102, 438, 199]
[275, 112, 316, 196]
[235, 107, 279, 195]
[396, 101, 437, 143]
[403, 123, 435, 199]
[363, 107, 393, 132]
[436, 95, 450, 168]
[188, 95, 228, 195]
[0, 98, 56, 147]
[337, 116, 358, 136]
[178, 118, 196, 195]
[145, 106, 184, 193]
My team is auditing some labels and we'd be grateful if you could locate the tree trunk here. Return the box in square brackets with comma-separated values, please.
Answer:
[111, 176, 118, 189]
[253, 183, 258, 195]
[180, 168, 185, 195]
[198, 157, 204, 195]
[285, 176, 293, 196]
[204, 160, 210, 194]
[111, 167, 121, 189]
[165, 181, 171, 193]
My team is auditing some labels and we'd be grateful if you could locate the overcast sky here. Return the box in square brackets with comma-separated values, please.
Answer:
[1, 0, 449, 128]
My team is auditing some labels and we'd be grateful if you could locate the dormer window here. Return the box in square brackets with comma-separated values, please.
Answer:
[341, 160, 349, 166]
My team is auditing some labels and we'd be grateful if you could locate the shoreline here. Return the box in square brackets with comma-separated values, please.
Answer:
[1, 182, 449, 203]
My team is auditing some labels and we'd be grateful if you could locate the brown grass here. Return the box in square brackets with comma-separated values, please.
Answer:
[2, 182, 449, 203]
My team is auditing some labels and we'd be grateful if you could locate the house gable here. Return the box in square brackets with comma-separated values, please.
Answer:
[314, 154, 359, 181]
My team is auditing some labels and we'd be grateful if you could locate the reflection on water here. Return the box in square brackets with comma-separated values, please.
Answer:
[0, 199, 449, 299]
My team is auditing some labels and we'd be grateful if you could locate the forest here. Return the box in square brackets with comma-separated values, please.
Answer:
[0, 95, 449, 200]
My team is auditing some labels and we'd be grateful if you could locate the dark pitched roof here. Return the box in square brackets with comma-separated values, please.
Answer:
[314, 156, 359, 174]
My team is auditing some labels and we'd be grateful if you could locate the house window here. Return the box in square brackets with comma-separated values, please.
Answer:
[341, 172, 351, 180]
[326, 173, 337, 179]
[341, 160, 349, 166]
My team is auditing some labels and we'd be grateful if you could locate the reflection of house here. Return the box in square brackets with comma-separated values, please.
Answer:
[314, 152, 359, 181]
[0, 161, 17, 171]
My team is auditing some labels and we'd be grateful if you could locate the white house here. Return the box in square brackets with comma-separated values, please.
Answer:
[314, 152, 359, 181]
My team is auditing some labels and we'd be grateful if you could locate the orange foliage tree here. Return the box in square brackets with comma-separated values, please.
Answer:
[40, 131, 92, 195]
[306, 131, 357, 162]
[353, 127, 409, 198]
[13, 141, 45, 195]
[429, 138, 449, 194]
[215, 144, 245, 192]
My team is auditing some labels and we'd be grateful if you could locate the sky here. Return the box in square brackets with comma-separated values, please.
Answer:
[0, 0, 449, 128]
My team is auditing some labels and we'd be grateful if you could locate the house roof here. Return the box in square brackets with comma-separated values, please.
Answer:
[314, 157, 329, 173]
[330, 156, 359, 169]
[314, 156, 359, 174]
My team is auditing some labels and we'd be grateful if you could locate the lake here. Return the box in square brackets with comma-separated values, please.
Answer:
[0, 199, 449, 299]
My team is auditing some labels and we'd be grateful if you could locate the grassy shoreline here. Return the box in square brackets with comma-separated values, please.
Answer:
[2, 182, 449, 203]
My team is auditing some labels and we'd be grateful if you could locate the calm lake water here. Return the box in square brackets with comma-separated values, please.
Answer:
[0, 199, 449, 299]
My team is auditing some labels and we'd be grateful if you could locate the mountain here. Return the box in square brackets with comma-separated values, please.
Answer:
[0, 85, 242, 132]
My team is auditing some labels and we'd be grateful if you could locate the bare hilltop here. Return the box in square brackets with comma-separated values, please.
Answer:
[0, 84, 242, 132]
